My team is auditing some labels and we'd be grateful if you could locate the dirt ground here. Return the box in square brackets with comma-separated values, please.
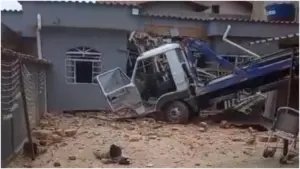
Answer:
[7, 113, 299, 168]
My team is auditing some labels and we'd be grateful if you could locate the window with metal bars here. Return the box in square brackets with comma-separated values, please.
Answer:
[65, 46, 102, 84]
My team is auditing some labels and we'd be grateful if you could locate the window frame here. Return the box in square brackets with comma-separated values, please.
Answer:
[65, 46, 102, 85]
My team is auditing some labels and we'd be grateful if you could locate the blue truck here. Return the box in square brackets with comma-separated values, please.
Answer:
[96, 25, 299, 123]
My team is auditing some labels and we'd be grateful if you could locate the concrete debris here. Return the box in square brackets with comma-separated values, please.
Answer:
[52, 134, 63, 143]
[171, 127, 180, 131]
[32, 130, 52, 140]
[117, 157, 131, 165]
[258, 135, 278, 142]
[198, 122, 208, 129]
[152, 124, 163, 129]
[243, 150, 253, 156]
[231, 137, 243, 142]
[219, 120, 230, 129]
[129, 135, 141, 142]
[9, 113, 295, 168]
[93, 132, 101, 136]
[39, 140, 48, 146]
[125, 125, 135, 130]
[39, 120, 50, 128]
[248, 127, 256, 134]
[146, 163, 154, 167]
[123, 133, 130, 138]
[148, 135, 158, 140]
[110, 123, 121, 130]
[23, 164, 33, 168]
[59, 142, 68, 147]
[245, 136, 256, 145]
[54, 129, 66, 137]
[53, 162, 61, 167]
[158, 132, 172, 137]
[37, 147, 47, 155]
[65, 129, 77, 137]
[195, 163, 200, 166]
[68, 156, 76, 160]
[198, 127, 206, 132]
[93, 150, 110, 160]
[101, 158, 114, 164]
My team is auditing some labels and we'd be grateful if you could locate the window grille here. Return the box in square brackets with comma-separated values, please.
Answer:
[65, 46, 102, 84]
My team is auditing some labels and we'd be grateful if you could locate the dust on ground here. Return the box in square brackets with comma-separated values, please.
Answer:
[7, 112, 299, 168]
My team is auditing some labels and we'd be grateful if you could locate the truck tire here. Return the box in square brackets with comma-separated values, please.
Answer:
[163, 101, 190, 124]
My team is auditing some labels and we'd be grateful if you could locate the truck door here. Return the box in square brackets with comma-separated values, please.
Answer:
[96, 68, 145, 115]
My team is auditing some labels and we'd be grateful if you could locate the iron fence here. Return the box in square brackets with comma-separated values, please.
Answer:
[1, 47, 50, 166]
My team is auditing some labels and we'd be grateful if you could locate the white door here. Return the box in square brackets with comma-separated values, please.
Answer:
[96, 68, 145, 115]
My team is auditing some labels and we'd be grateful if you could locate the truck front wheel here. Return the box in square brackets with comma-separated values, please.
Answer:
[163, 101, 190, 124]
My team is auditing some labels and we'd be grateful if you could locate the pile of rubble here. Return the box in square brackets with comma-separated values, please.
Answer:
[20, 112, 288, 168]
[23, 113, 81, 158]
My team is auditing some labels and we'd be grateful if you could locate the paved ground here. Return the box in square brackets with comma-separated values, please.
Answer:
[7, 113, 299, 168]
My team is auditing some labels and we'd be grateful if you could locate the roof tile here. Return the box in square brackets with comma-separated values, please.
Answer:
[141, 12, 299, 24]
[249, 33, 299, 45]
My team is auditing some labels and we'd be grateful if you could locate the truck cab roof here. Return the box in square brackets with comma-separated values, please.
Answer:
[138, 43, 181, 61]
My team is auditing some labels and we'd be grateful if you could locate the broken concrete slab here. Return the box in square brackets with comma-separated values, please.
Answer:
[32, 130, 52, 140]
[54, 129, 66, 137]
[68, 156, 76, 160]
[65, 129, 77, 137]
[198, 127, 206, 132]
[51, 134, 63, 143]
[129, 136, 141, 142]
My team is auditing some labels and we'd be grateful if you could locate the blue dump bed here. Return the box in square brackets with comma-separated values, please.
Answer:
[187, 39, 299, 99]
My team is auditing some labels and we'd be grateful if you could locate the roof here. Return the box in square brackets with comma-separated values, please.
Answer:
[9, 1, 252, 10]
[16, 0, 141, 7]
[95, 1, 253, 8]
[3, 1, 297, 24]
[141, 12, 299, 24]
[138, 43, 180, 60]
[98, 1, 296, 24]
[249, 33, 299, 45]
[1, 47, 51, 65]
[1, 9, 22, 13]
